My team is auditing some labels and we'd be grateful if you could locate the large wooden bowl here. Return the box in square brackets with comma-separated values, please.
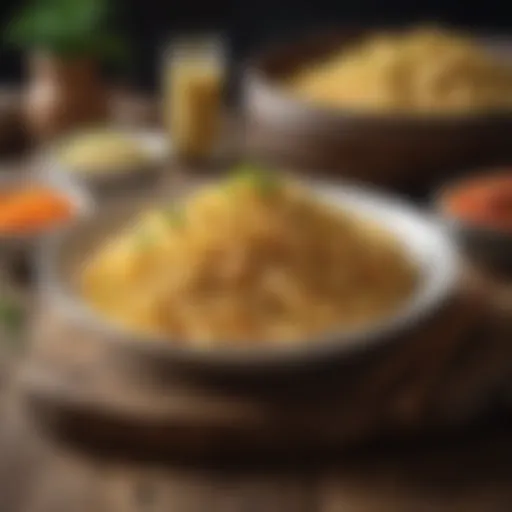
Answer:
[243, 29, 512, 191]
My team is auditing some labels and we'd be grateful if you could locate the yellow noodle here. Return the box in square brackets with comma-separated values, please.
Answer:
[290, 26, 512, 114]
[81, 173, 417, 346]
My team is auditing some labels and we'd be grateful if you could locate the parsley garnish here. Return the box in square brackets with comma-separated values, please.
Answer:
[163, 204, 185, 227]
[228, 163, 281, 195]
[0, 298, 24, 339]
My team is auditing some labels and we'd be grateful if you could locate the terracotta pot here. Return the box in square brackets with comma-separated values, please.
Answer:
[24, 53, 108, 142]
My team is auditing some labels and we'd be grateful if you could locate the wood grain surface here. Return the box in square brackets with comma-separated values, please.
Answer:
[3, 376, 512, 512]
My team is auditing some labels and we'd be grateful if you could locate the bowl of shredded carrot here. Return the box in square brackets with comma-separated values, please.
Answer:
[435, 171, 512, 271]
[0, 171, 93, 266]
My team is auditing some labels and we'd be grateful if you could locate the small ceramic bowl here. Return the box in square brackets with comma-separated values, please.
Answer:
[41, 128, 171, 198]
[433, 173, 512, 273]
[0, 170, 94, 275]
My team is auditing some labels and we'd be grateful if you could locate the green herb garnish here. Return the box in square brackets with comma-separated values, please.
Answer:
[228, 163, 281, 195]
[163, 204, 185, 227]
[0, 298, 24, 339]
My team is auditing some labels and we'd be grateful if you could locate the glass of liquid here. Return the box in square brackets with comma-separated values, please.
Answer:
[163, 34, 225, 164]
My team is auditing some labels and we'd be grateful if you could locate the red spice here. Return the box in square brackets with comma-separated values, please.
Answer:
[443, 173, 512, 231]
[0, 185, 74, 235]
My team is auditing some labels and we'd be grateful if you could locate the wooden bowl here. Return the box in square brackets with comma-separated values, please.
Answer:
[243, 29, 512, 191]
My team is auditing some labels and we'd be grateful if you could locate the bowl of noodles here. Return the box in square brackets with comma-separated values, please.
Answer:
[244, 25, 512, 188]
[40, 167, 459, 375]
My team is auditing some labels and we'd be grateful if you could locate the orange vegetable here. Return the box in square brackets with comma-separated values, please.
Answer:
[0, 185, 73, 234]
[444, 173, 512, 231]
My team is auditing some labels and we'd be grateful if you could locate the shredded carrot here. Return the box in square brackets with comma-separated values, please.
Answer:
[444, 173, 512, 231]
[0, 186, 74, 234]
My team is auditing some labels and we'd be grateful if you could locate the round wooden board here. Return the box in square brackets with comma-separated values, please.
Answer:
[18, 268, 512, 459]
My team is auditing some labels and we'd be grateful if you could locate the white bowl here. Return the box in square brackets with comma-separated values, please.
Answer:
[40, 179, 460, 376]
[40, 128, 170, 197]
[0, 170, 94, 269]
[433, 173, 512, 273]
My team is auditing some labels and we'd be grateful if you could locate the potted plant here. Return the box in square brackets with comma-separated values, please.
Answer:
[5, 0, 126, 141]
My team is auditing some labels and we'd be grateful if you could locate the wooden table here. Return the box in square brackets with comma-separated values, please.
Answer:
[2, 372, 512, 512]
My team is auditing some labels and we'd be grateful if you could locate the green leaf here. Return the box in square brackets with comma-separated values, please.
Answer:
[229, 163, 281, 195]
[0, 298, 24, 338]
[163, 204, 185, 227]
[4, 0, 127, 62]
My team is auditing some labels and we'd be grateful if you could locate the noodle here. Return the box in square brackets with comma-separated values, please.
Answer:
[81, 169, 417, 346]
[290, 26, 512, 114]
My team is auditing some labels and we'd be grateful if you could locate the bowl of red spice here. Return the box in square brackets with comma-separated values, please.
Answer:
[435, 171, 512, 272]
[0, 171, 93, 272]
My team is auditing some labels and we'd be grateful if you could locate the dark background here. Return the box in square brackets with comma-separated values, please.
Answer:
[1, 0, 512, 90]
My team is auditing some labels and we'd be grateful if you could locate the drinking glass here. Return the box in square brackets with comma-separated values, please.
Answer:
[162, 34, 226, 163]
